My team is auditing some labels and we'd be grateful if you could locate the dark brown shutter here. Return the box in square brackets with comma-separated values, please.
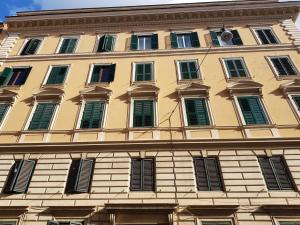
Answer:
[194, 158, 209, 191]
[258, 157, 279, 190]
[271, 156, 294, 190]
[4, 160, 22, 193]
[13, 160, 36, 193]
[206, 158, 223, 191]
[65, 159, 81, 193]
[75, 159, 94, 193]
[130, 159, 142, 191]
[142, 159, 155, 191]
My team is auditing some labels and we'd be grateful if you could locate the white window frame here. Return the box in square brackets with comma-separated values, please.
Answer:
[94, 34, 117, 52]
[176, 59, 201, 81]
[251, 26, 280, 45]
[18, 37, 44, 55]
[132, 61, 155, 83]
[181, 96, 214, 127]
[86, 63, 114, 85]
[266, 56, 299, 78]
[0, 102, 13, 130]
[288, 94, 300, 121]
[129, 98, 158, 128]
[42, 64, 71, 86]
[75, 99, 108, 130]
[55, 35, 80, 54]
[233, 94, 272, 126]
[221, 57, 250, 79]
[24, 100, 60, 131]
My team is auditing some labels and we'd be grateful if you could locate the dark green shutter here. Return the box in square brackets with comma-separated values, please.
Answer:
[257, 30, 269, 44]
[231, 30, 243, 45]
[47, 221, 59, 225]
[28, 103, 56, 130]
[75, 159, 94, 193]
[202, 222, 231, 225]
[46, 66, 68, 84]
[59, 38, 77, 53]
[293, 96, 300, 111]
[280, 222, 300, 225]
[271, 58, 286, 75]
[0, 68, 13, 86]
[264, 29, 278, 44]
[65, 159, 81, 193]
[80, 102, 104, 129]
[210, 31, 220, 47]
[180, 61, 199, 80]
[4, 160, 36, 193]
[191, 32, 200, 47]
[238, 97, 268, 125]
[97, 36, 106, 52]
[131, 35, 138, 50]
[225, 59, 247, 78]
[98, 35, 115, 52]
[185, 99, 210, 126]
[135, 63, 153, 81]
[133, 100, 154, 127]
[170, 33, 178, 48]
[0, 104, 9, 123]
[281, 57, 297, 75]
[151, 34, 158, 49]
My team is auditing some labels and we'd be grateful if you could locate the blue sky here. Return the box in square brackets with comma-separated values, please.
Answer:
[1, 0, 300, 28]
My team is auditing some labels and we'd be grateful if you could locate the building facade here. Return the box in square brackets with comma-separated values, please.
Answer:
[0, 0, 300, 225]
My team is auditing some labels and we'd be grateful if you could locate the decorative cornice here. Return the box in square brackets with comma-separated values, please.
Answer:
[5, 1, 300, 32]
[0, 44, 297, 63]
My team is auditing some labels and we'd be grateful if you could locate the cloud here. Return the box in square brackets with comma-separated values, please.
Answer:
[7, 6, 36, 16]
[33, 0, 230, 10]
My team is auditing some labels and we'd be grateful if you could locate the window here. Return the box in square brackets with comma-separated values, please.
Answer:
[65, 159, 94, 193]
[291, 95, 300, 113]
[170, 32, 200, 48]
[210, 30, 243, 47]
[3, 160, 36, 193]
[131, 34, 158, 50]
[258, 156, 295, 190]
[237, 96, 269, 125]
[45, 65, 69, 85]
[280, 222, 300, 225]
[47, 221, 83, 225]
[20, 38, 42, 55]
[97, 35, 115, 52]
[184, 98, 210, 126]
[58, 37, 78, 54]
[269, 56, 298, 76]
[134, 63, 153, 81]
[0, 67, 31, 86]
[130, 158, 155, 191]
[0, 222, 16, 225]
[178, 60, 199, 80]
[0, 104, 10, 126]
[255, 28, 279, 44]
[27, 102, 57, 130]
[202, 222, 232, 225]
[133, 100, 155, 127]
[223, 58, 249, 78]
[89, 64, 116, 83]
[193, 157, 223, 191]
[79, 101, 105, 129]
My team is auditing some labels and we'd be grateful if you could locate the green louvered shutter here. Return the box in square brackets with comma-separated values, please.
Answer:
[98, 35, 115, 52]
[202, 222, 231, 225]
[47, 221, 59, 225]
[185, 99, 210, 126]
[133, 100, 154, 127]
[170, 33, 178, 48]
[210, 31, 220, 47]
[28, 103, 56, 130]
[75, 159, 94, 193]
[151, 34, 158, 50]
[191, 32, 200, 47]
[131, 35, 138, 50]
[0, 104, 9, 124]
[0, 222, 17, 225]
[4, 160, 36, 193]
[59, 38, 77, 53]
[80, 102, 104, 129]
[238, 97, 268, 125]
[280, 222, 300, 225]
[135, 63, 153, 81]
[21, 39, 41, 55]
[225, 59, 247, 78]
[65, 159, 81, 193]
[231, 30, 243, 45]
[46, 66, 68, 84]
[280, 57, 297, 75]
[0, 68, 13, 86]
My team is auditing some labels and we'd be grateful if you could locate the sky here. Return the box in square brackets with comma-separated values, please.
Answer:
[0, 0, 300, 28]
